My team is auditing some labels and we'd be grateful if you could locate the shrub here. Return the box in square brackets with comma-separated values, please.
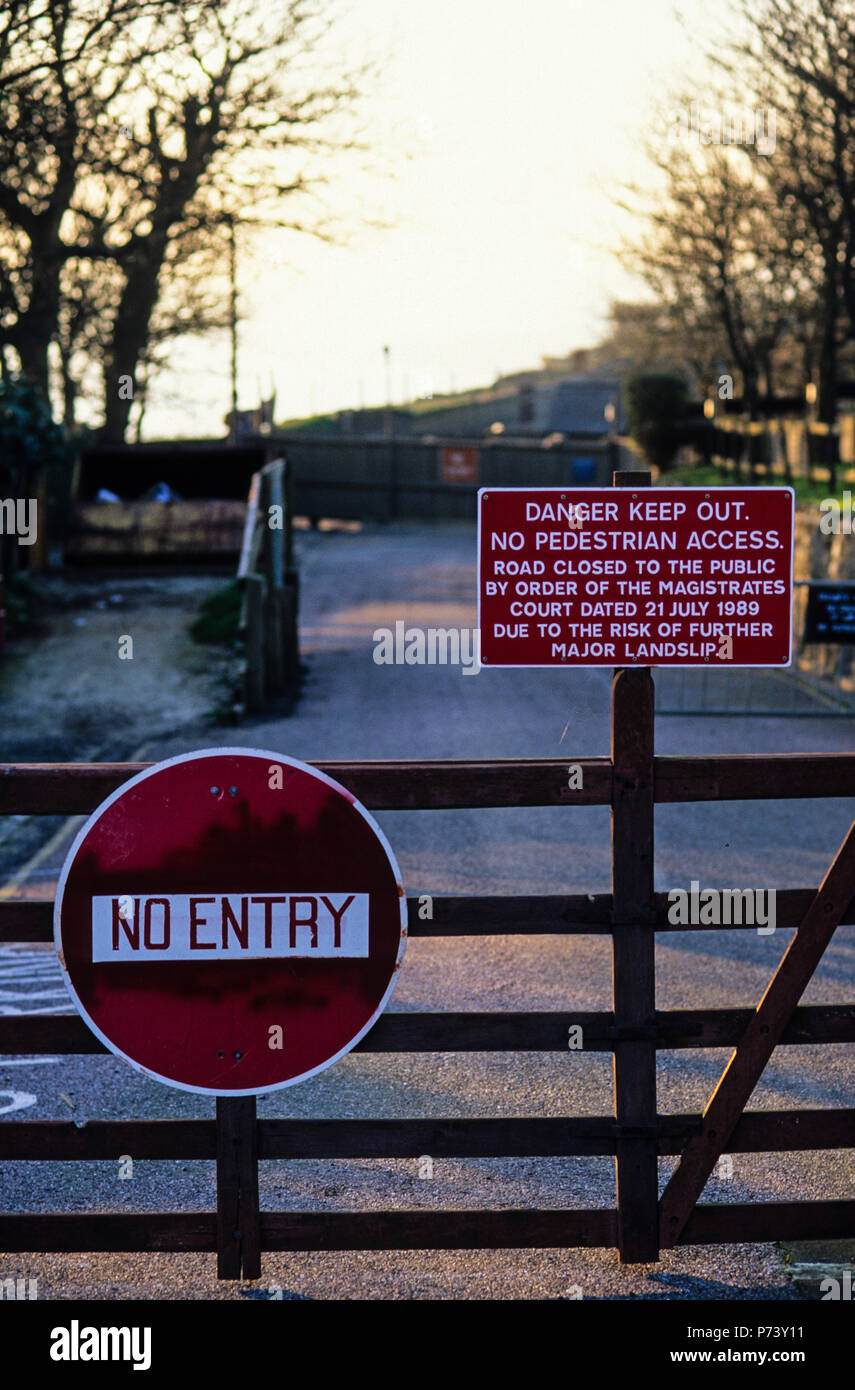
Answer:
[624, 373, 690, 473]
[0, 375, 66, 577]
[189, 581, 243, 646]
[0, 375, 65, 492]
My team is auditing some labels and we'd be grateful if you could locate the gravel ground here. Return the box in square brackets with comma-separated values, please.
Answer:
[1, 521, 853, 1300]
[0, 571, 232, 765]
[0, 571, 234, 882]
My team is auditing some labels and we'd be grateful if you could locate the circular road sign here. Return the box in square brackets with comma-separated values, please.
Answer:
[54, 748, 407, 1095]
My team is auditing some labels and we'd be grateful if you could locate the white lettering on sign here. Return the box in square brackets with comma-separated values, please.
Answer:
[91, 893, 369, 961]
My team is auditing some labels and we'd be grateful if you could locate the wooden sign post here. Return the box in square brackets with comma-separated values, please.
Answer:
[610, 469, 658, 1264]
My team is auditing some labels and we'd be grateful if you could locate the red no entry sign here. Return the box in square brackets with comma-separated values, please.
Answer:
[478, 486, 794, 667]
[54, 749, 407, 1095]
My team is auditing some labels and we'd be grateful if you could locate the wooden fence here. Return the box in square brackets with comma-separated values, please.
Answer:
[1, 735, 854, 1274]
[705, 416, 855, 489]
[278, 434, 624, 523]
[237, 457, 299, 713]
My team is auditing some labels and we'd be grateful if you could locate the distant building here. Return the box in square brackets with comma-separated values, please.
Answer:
[545, 379, 625, 436]
[413, 375, 624, 439]
[273, 364, 625, 441]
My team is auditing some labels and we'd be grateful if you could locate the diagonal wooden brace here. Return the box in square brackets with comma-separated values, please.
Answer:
[659, 817, 855, 1248]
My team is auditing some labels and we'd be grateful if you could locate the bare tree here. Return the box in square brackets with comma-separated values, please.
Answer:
[707, 0, 855, 420]
[0, 1, 368, 438]
[620, 137, 823, 417]
[0, 1, 172, 399]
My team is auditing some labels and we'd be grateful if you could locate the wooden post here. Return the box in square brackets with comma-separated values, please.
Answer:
[262, 461, 287, 693]
[828, 428, 839, 495]
[283, 456, 294, 571]
[280, 570, 300, 685]
[243, 573, 266, 712]
[258, 470, 275, 592]
[216, 1097, 261, 1279]
[268, 461, 285, 591]
[388, 440, 398, 520]
[611, 467, 659, 1264]
[263, 588, 285, 694]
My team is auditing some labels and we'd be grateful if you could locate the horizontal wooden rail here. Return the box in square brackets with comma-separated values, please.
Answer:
[1, 1109, 852, 1163]
[656, 756, 855, 800]
[5, 886, 855, 944]
[4, 752, 855, 815]
[4, 1201, 851, 1254]
[0, 1214, 216, 1253]
[0, 1209, 617, 1253]
[2, 1005, 854, 1057]
[0, 760, 611, 813]
[679, 1199, 855, 1245]
[257, 1209, 615, 1250]
[0, 1120, 217, 1160]
[653, 754, 855, 803]
[653, 1005, 855, 1047]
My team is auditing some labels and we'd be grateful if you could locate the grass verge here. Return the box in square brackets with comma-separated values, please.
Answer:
[189, 580, 243, 647]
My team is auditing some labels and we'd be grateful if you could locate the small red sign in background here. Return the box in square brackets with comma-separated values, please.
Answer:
[440, 446, 479, 484]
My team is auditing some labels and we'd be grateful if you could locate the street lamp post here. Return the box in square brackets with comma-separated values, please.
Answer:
[227, 215, 239, 445]
[383, 345, 392, 438]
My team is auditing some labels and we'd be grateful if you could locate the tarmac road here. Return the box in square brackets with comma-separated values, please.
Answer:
[1, 520, 853, 1299]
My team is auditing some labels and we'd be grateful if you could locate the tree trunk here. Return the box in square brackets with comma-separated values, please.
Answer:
[762, 355, 775, 402]
[58, 348, 77, 430]
[134, 372, 149, 443]
[817, 252, 838, 427]
[743, 370, 760, 425]
[15, 338, 51, 401]
[100, 243, 166, 444]
[14, 233, 64, 403]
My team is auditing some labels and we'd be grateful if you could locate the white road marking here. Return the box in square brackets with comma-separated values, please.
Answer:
[0, 1004, 71, 1015]
[0, 948, 68, 1015]
[0, 967, 63, 978]
[0, 1057, 60, 1066]
[0, 1091, 37, 1115]
[0, 990, 70, 1002]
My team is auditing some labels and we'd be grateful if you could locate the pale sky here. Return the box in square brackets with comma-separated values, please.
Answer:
[143, 0, 722, 438]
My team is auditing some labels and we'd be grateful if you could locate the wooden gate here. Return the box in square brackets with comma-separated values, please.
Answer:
[1, 726, 854, 1275]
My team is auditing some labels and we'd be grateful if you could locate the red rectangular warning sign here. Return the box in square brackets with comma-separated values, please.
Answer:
[477, 486, 794, 667]
[440, 446, 479, 484]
